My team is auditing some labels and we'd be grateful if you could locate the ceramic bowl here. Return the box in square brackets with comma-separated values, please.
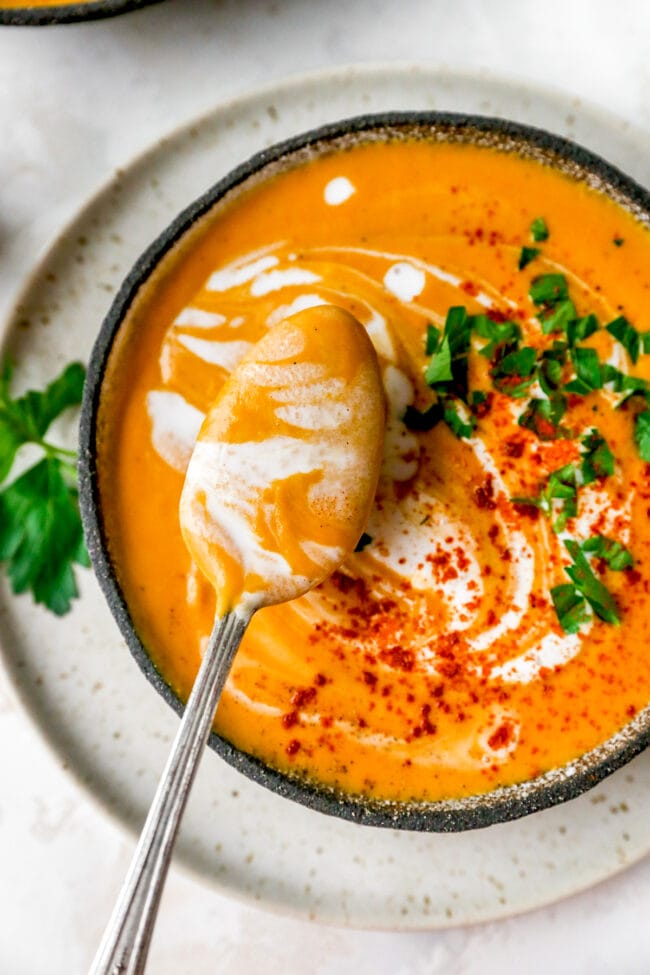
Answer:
[0, 0, 162, 25]
[79, 111, 650, 831]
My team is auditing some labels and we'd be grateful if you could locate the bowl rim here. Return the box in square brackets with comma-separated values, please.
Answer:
[0, 0, 163, 26]
[79, 109, 650, 832]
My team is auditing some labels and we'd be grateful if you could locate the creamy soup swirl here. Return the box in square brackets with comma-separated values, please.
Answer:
[99, 140, 650, 801]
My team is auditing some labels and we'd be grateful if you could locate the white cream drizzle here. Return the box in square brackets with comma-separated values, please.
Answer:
[324, 176, 356, 206]
[150, 240, 635, 703]
[207, 254, 279, 291]
[146, 391, 204, 473]
[176, 334, 252, 371]
[174, 307, 226, 328]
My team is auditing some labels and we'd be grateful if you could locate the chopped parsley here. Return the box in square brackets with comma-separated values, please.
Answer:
[606, 315, 641, 364]
[511, 462, 577, 533]
[529, 273, 569, 307]
[550, 584, 590, 635]
[531, 217, 549, 242]
[581, 534, 634, 571]
[564, 346, 603, 395]
[635, 410, 650, 461]
[540, 299, 577, 336]
[580, 429, 615, 483]
[0, 360, 89, 615]
[424, 306, 472, 399]
[518, 246, 540, 270]
[442, 401, 475, 439]
[423, 306, 475, 439]
[518, 394, 568, 440]
[567, 313, 599, 347]
[472, 314, 521, 359]
[490, 345, 537, 398]
[560, 538, 621, 626]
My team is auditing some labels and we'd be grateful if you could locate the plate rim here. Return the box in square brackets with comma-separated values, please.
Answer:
[2, 61, 650, 929]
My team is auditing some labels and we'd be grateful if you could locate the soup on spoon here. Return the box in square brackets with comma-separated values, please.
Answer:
[90, 304, 385, 975]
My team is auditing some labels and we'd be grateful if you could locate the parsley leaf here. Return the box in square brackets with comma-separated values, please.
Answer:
[511, 462, 577, 533]
[424, 306, 472, 399]
[580, 429, 615, 483]
[442, 402, 475, 439]
[529, 274, 569, 306]
[581, 534, 634, 571]
[564, 346, 603, 395]
[635, 410, 650, 461]
[424, 336, 453, 384]
[567, 313, 599, 347]
[606, 315, 640, 364]
[491, 346, 537, 398]
[550, 583, 591, 634]
[518, 394, 568, 440]
[562, 538, 620, 624]
[540, 299, 577, 336]
[472, 315, 521, 360]
[0, 360, 88, 615]
[425, 324, 441, 355]
[600, 364, 649, 408]
[531, 217, 549, 242]
[519, 246, 540, 270]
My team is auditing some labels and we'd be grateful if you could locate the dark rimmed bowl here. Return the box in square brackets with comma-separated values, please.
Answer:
[79, 110, 650, 832]
[0, 0, 163, 26]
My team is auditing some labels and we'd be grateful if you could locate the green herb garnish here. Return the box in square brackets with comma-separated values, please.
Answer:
[564, 346, 604, 395]
[518, 394, 568, 439]
[0, 360, 88, 615]
[531, 217, 549, 242]
[581, 534, 634, 571]
[561, 538, 620, 625]
[567, 313, 599, 347]
[442, 402, 475, 439]
[529, 273, 569, 307]
[512, 462, 577, 532]
[519, 246, 540, 270]
[580, 429, 615, 483]
[490, 346, 537, 398]
[424, 306, 472, 397]
[550, 583, 591, 634]
[635, 410, 650, 461]
[472, 314, 521, 359]
[540, 299, 577, 336]
[425, 324, 441, 355]
[423, 306, 475, 439]
[606, 315, 641, 364]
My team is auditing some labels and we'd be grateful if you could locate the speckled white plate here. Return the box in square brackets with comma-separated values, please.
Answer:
[2, 64, 650, 930]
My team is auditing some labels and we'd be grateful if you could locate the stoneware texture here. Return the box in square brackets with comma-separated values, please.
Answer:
[79, 109, 650, 835]
[3, 67, 650, 938]
[0, 0, 164, 26]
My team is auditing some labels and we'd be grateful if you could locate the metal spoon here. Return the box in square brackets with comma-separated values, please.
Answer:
[89, 307, 385, 974]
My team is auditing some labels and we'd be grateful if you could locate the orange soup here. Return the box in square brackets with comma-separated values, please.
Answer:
[98, 136, 650, 803]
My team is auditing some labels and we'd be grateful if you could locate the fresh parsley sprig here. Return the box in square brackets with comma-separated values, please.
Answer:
[0, 360, 89, 615]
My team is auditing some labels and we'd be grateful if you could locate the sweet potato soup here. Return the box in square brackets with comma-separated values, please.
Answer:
[98, 137, 650, 803]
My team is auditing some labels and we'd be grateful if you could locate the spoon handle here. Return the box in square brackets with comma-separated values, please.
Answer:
[89, 610, 251, 975]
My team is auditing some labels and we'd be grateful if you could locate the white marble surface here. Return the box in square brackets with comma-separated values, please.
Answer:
[1, 1, 650, 972]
